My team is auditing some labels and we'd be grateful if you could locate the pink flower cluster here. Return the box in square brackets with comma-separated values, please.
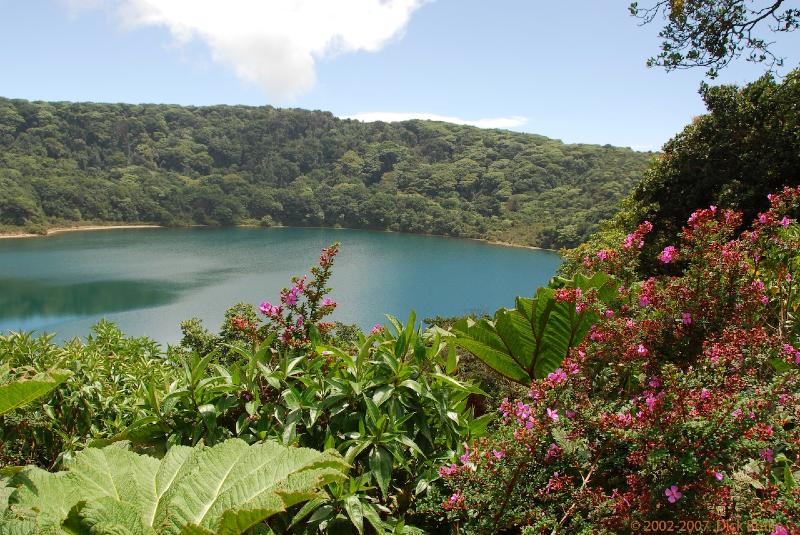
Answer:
[622, 220, 653, 250]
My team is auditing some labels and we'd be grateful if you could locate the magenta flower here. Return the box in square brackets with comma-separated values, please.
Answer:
[772, 525, 788, 535]
[448, 490, 462, 504]
[636, 344, 649, 357]
[369, 323, 384, 335]
[780, 216, 791, 227]
[438, 464, 458, 477]
[282, 288, 299, 306]
[623, 233, 635, 250]
[492, 449, 506, 460]
[731, 408, 743, 418]
[658, 245, 678, 264]
[566, 409, 576, 419]
[714, 471, 724, 481]
[545, 443, 562, 461]
[760, 448, 774, 463]
[682, 312, 692, 325]
[546, 408, 559, 422]
[700, 388, 711, 400]
[321, 298, 336, 307]
[259, 301, 272, 315]
[547, 368, 568, 384]
[596, 249, 609, 261]
[664, 485, 682, 503]
[296, 315, 304, 328]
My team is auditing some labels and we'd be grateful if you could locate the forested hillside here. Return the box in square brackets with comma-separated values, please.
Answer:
[0, 97, 651, 248]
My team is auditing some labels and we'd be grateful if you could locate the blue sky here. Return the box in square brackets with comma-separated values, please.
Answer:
[1, 0, 798, 151]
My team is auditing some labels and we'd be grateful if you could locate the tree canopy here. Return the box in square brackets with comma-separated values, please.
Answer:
[631, 0, 800, 78]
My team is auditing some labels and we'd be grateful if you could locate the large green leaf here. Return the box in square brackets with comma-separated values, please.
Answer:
[454, 272, 616, 384]
[0, 370, 71, 416]
[2, 439, 348, 535]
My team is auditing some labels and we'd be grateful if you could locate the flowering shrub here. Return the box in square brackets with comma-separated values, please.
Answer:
[180, 244, 343, 358]
[439, 188, 800, 533]
[255, 243, 340, 347]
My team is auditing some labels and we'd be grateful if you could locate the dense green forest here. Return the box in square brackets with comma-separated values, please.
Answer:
[0, 97, 651, 248]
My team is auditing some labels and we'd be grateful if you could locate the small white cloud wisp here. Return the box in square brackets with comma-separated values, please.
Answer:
[62, 0, 426, 101]
[343, 112, 529, 130]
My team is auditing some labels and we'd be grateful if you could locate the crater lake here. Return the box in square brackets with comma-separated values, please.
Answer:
[0, 227, 562, 344]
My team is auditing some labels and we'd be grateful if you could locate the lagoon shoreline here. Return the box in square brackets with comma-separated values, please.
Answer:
[0, 223, 557, 252]
[0, 224, 164, 239]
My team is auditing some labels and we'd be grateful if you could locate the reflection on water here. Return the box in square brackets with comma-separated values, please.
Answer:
[0, 227, 562, 344]
[0, 279, 177, 320]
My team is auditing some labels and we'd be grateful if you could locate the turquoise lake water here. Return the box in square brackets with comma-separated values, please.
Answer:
[0, 227, 561, 345]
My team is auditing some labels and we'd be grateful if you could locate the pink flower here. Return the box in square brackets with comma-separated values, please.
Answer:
[492, 449, 506, 460]
[282, 287, 300, 306]
[596, 249, 610, 261]
[448, 491, 462, 504]
[438, 464, 458, 477]
[639, 295, 650, 307]
[545, 443, 562, 461]
[664, 485, 682, 503]
[731, 408, 743, 418]
[636, 344, 649, 357]
[259, 301, 273, 315]
[772, 525, 789, 535]
[714, 472, 724, 481]
[623, 234, 635, 250]
[780, 216, 791, 227]
[321, 298, 336, 307]
[546, 408, 559, 422]
[369, 324, 384, 335]
[296, 315, 304, 328]
[658, 245, 678, 264]
[565, 409, 576, 419]
[760, 448, 774, 463]
[700, 388, 711, 400]
[681, 312, 692, 325]
[604, 309, 614, 318]
[547, 368, 568, 384]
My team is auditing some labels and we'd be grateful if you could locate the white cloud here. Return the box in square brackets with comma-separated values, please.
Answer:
[66, 0, 426, 101]
[343, 112, 529, 130]
[58, 0, 106, 14]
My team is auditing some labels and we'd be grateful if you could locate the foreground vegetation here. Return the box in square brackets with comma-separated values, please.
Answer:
[0, 97, 651, 249]
[2, 184, 799, 533]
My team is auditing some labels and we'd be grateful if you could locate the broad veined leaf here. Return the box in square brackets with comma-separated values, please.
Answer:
[0, 369, 71, 416]
[369, 446, 393, 500]
[2, 439, 348, 535]
[454, 273, 617, 383]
